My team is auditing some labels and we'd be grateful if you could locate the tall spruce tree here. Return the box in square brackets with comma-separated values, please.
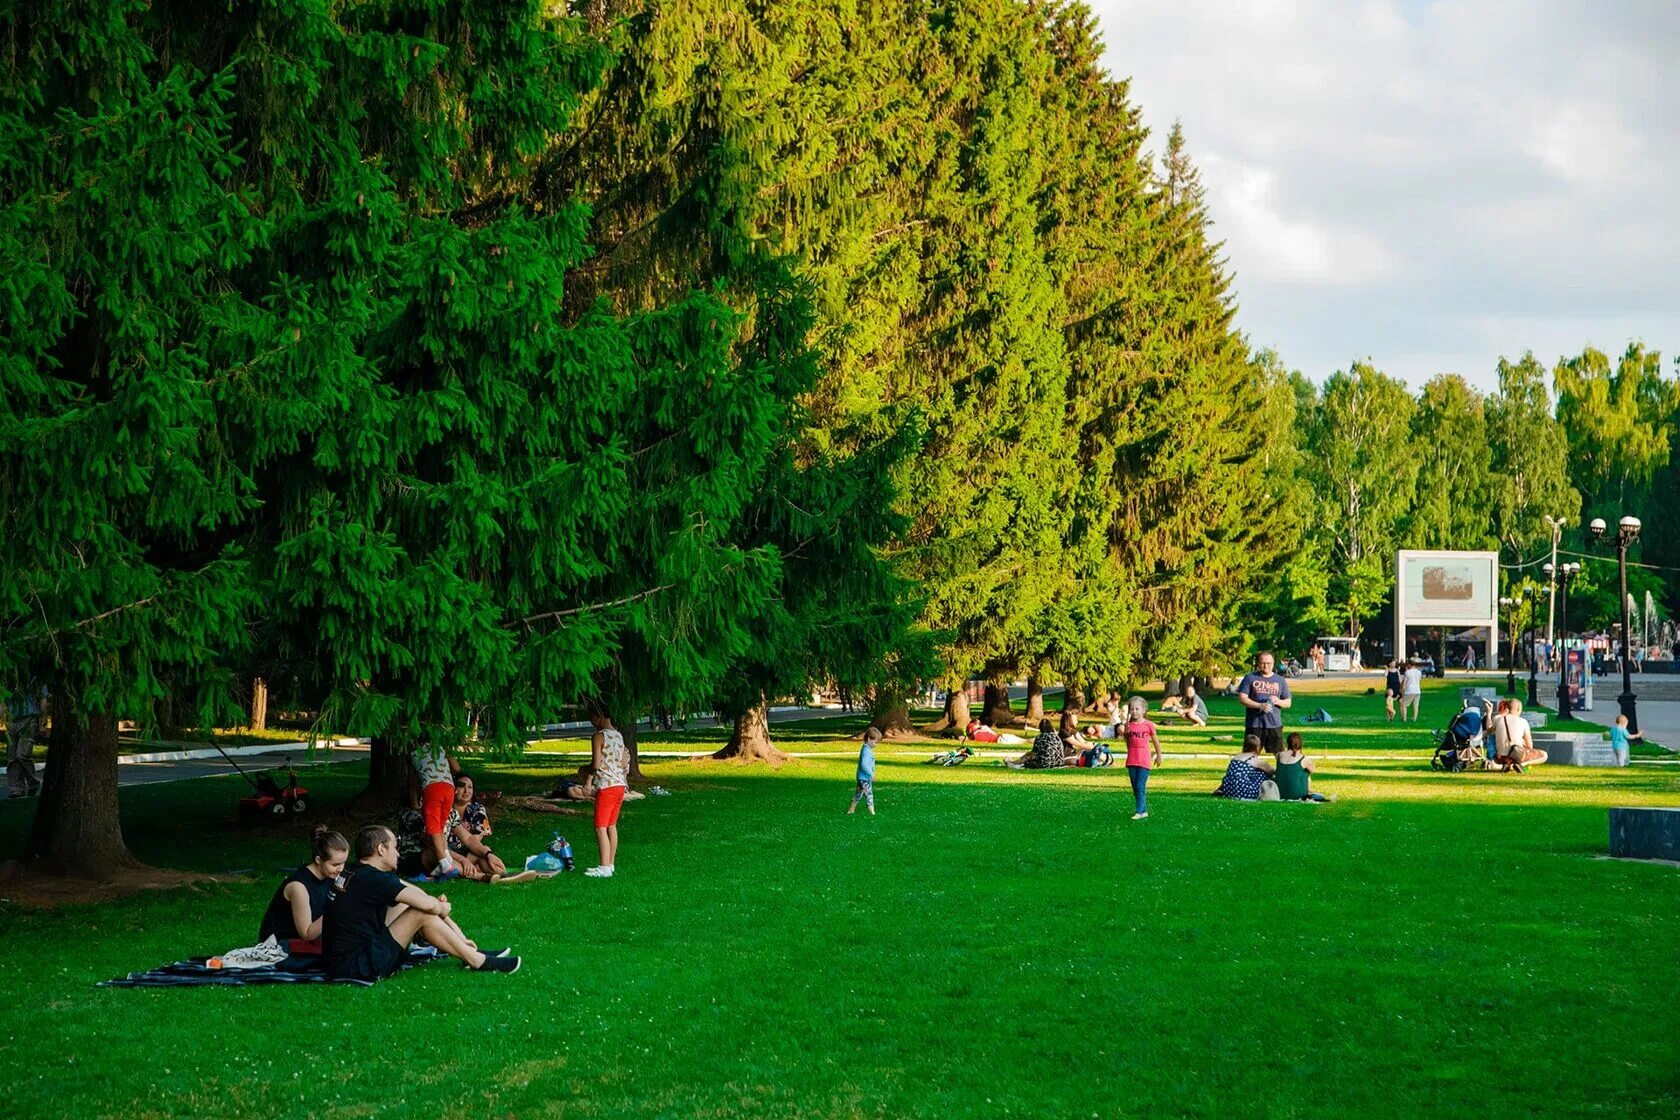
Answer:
[1099, 123, 1287, 680]
[232, 0, 810, 795]
[873, 0, 1075, 731]
[530, 0, 930, 757]
[0, 6, 283, 874]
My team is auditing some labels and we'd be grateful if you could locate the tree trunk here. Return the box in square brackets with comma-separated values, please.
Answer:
[354, 733, 412, 810]
[1022, 677, 1045, 723]
[26, 710, 139, 878]
[869, 688, 915, 737]
[712, 697, 786, 763]
[1064, 685, 1087, 714]
[926, 686, 971, 736]
[1162, 676, 1181, 701]
[614, 705, 644, 779]
[250, 678, 268, 731]
[982, 682, 1016, 727]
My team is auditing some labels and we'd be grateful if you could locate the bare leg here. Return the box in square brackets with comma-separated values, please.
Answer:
[387, 909, 486, 969]
[605, 824, 619, 867]
[595, 824, 612, 868]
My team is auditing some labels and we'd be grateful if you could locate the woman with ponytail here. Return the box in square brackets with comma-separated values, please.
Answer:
[256, 826, 350, 950]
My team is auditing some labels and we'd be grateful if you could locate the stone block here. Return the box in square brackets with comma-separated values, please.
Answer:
[1567, 744, 1619, 767]
[1609, 807, 1680, 861]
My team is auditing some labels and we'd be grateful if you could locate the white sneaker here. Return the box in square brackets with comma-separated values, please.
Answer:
[1131, 812, 1148, 820]
[584, 865, 614, 878]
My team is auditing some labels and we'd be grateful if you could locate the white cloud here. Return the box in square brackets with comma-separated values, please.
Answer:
[1087, 0, 1680, 390]
[1201, 154, 1398, 285]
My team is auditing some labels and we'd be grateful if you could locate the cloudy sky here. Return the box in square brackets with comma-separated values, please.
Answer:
[1088, 0, 1680, 390]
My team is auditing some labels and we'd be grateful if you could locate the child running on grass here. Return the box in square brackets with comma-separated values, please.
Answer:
[1610, 713, 1643, 767]
[1122, 696, 1163, 820]
[849, 726, 881, 815]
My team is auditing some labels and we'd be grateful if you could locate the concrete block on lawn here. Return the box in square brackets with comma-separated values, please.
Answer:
[1564, 744, 1620, 767]
[1461, 687, 1498, 704]
[1526, 711, 1547, 728]
[1531, 731, 1607, 766]
[1608, 807, 1680, 862]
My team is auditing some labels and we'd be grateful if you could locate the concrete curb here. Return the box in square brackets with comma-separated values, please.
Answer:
[119, 738, 367, 764]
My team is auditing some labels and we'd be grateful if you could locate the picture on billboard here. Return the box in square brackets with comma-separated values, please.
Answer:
[1397, 551, 1497, 622]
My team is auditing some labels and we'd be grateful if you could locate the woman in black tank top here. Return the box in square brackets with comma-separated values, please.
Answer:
[257, 827, 349, 945]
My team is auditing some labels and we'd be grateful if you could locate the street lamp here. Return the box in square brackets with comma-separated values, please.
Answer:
[1500, 595, 1517, 694]
[1550, 561, 1581, 719]
[1524, 585, 1542, 707]
[1590, 515, 1643, 735]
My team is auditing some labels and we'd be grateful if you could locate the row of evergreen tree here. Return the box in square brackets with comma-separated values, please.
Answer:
[4, 0, 1676, 876]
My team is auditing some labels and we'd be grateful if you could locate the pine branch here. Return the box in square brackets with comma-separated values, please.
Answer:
[510, 585, 675, 630]
[76, 596, 159, 628]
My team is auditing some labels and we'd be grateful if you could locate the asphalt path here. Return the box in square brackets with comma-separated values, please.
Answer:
[110, 702, 873, 788]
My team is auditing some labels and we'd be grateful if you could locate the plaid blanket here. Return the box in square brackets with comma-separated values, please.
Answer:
[99, 946, 442, 989]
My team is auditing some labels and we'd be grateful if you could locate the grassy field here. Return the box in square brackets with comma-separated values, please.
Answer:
[1, 676, 1676, 1119]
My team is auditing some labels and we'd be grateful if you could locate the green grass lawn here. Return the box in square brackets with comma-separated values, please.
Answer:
[1, 677, 1676, 1119]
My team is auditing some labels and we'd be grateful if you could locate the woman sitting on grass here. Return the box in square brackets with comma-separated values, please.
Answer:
[1214, 735, 1274, 799]
[1013, 718, 1071, 769]
[1274, 733, 1335, 802]
[1059, 711, 1092, 753]
[257, 826, 349, 949]
[445, 774, 507, 881]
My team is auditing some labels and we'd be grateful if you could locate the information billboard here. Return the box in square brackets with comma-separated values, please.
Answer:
[1394, 550, 1499, 664]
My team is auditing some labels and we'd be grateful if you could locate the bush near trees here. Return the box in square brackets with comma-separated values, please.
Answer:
[3, 0, 1678, 878]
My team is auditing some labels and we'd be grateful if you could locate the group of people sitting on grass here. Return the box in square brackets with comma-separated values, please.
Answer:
[245, 710, 638, 983]
[1213, 732, 1335, 802]
[258, 824, 523, 980]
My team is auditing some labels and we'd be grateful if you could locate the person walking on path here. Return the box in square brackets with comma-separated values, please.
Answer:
[587, 709, 630, 877]
[1399, 660, 1423, 723]
[5, 683, 45, 798]
[1121, 696, 1163, 820]
[1235, 652, 1292, 753]
[849, 726, 881, 815]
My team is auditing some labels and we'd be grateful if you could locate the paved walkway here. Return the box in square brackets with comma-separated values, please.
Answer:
[109, 702, 871, 787]
[1570, 698, 1680, 752]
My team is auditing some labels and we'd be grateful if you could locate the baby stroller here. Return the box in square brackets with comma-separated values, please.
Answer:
[1430, 703, 1487, 773]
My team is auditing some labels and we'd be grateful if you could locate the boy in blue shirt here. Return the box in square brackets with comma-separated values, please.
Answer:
[848, 725, 882, 815]
[1609, 714, 1642, 767]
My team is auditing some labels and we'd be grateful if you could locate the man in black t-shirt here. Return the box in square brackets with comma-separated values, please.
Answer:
[324, 825, 520, 981]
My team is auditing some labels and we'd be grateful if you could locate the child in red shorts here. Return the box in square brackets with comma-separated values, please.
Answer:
[412, 741, 458, 878]
[586, 711, 629, 878]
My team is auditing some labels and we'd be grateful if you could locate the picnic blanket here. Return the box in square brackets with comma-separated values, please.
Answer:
[99, 946, 443, 989]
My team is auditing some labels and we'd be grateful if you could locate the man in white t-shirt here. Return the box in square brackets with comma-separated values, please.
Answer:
[1490, 699, 1547, 771]
[1399, 662, 1423, 722]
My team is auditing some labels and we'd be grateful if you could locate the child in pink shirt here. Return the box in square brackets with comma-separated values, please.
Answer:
[1122, 696, 1164, 820]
